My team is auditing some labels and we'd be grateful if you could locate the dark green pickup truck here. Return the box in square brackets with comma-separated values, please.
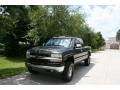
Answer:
[25, 36, 91, 82]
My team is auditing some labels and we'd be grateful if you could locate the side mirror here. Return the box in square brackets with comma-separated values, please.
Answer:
[75, 44, 82, 48]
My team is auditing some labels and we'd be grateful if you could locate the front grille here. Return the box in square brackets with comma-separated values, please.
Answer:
[28, 58, 50, 65]
[30, 53, 50, 57]
[39, 53, 50, 57]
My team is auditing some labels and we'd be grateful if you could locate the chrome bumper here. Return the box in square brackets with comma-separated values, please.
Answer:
[26, 63, 64, 72]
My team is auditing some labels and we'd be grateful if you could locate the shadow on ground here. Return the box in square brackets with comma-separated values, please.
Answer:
[24, 62, 95, 85]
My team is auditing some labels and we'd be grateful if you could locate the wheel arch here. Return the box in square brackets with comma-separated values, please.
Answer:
[88, 51, 91, 56]
[64, 55, 74, 63]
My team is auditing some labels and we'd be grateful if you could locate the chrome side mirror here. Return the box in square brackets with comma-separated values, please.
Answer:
[75, 44, 82, 48]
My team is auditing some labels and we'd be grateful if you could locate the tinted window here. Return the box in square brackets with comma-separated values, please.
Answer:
[75, 39, 80, 44]
[45, 38, 72, 48]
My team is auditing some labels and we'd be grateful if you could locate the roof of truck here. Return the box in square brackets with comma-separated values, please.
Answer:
[53, 36, 77, 39]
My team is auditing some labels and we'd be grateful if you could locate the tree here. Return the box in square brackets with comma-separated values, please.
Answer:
[96, 32, 105, 48]
[27, 6, 72, 45]
[0, 5, 105, 57]
[0, 5, 30, 56]
[27, 5, 105, 49]
[27, 6, 49, 45]
[116, 29, 120, 45]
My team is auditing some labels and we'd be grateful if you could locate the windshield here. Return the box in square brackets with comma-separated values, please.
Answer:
[45, 38, 72, 48]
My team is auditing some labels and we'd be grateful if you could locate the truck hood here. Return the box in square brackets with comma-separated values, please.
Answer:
[29, 46, 71, 55]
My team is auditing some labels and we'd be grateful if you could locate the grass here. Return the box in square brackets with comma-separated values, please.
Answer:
[0, 56, 26, 79]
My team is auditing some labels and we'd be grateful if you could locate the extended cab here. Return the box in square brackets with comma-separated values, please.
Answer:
[25, 36, 91, 82]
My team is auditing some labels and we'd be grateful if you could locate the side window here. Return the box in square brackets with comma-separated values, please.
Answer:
[75, 39, 80, 44]
[74, 38, 82, 48]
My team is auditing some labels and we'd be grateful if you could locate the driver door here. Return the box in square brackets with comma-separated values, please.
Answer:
[74, 39, 83, 64]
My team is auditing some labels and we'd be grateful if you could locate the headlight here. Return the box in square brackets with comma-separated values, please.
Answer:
[51, 54, 63, 63]
[51, 53, 62, 58]
[26, 51, 30, 58]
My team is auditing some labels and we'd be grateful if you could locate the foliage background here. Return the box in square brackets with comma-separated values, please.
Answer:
[0, 5, 105, 57]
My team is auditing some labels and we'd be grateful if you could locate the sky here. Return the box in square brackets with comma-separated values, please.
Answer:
[78, 5, 120, 40]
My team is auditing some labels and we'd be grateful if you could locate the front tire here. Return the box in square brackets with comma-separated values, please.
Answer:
[62, 62, 74, 82]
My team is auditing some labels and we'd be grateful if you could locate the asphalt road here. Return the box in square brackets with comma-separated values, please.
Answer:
[0, 49, 120, 85]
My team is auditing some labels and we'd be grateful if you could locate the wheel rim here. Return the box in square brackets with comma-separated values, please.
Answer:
[68, 64, 73, 78]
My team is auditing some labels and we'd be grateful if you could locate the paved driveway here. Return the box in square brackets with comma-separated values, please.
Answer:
[0, 49, 120, 85]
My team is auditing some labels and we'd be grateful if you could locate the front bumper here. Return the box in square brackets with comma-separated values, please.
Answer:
[26, 63, 65, 73]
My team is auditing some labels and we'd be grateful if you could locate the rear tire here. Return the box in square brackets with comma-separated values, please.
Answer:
[84, 56, 90, 66]
[62, 61, 74, 82]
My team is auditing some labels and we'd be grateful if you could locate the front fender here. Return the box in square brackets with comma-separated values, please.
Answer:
[63, 53, 74, 62]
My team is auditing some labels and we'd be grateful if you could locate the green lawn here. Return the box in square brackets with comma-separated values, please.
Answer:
[0, 56, 26, 79]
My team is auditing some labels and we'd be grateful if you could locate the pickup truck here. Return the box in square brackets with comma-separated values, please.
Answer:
[25, 36, 91, 82]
